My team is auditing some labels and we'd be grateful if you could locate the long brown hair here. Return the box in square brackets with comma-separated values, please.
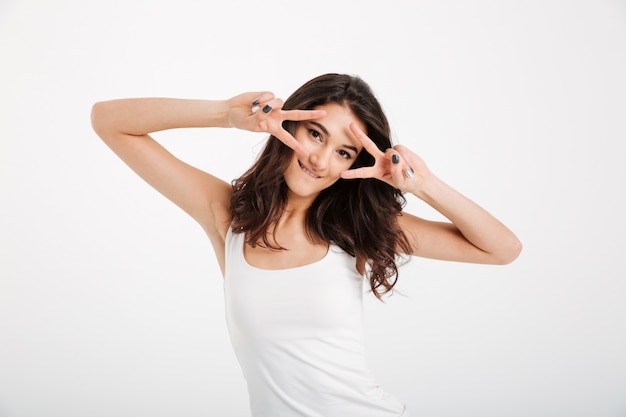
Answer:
[230, 73, 412, 299]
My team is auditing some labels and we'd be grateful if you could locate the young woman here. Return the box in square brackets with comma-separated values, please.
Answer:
[91, 73, 521, 417]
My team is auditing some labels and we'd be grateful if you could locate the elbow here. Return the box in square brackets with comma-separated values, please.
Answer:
[90, 101, 105, 136]
[90, 100, 114, 139]
[494, 237, 523, 265]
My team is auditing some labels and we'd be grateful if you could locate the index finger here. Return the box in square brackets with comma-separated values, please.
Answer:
[340, 166, 379, 180]
[281, 109, 327, 122]
[272, 128, 310, 158]
[349, 123, 384, 158]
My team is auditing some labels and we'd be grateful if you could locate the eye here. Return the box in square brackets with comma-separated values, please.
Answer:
[338, 149, 353, 160]
[309, 129, 322, 143]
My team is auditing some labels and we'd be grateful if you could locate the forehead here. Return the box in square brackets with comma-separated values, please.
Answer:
[315, 103, 365, 130]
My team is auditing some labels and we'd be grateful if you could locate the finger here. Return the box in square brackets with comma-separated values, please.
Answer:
[340, 166, 379, 180]
[257, 98, 309, 157]
[393, 145, 421, 179]
[349, 123, 384, 158]
[282, 109, 327, 121]
[250, 97, 284, 117]
[248, 93, 276, 115]
[249, 92, 275, 106]
[273, 129, 310, 158]
[388, 149, 406, 181]
[247, 92, 274, 114]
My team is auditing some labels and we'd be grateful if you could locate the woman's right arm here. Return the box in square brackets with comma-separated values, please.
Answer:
[90, 98, 234, 246]
[91, 94, 326, 269]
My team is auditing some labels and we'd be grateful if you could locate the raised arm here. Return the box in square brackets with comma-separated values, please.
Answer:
[395, 173, 522, 265]
[90, 93, 326, 271]
[341, 123, 522, 265]
[91, 97, 235, 250]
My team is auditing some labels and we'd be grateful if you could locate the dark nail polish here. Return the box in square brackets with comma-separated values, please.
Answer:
[252, 100, 260, 106]
[262, 105, 272, 114]
[392, 154, 400, 164]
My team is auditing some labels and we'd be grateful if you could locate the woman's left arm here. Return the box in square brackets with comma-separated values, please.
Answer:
[341, 124, 522, 265]
[396, 173, 522, 264]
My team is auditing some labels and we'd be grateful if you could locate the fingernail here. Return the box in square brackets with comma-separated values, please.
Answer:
[392, 154, 400, 164]
[252, 100, 260, 106]
[262, 105, 272, 114]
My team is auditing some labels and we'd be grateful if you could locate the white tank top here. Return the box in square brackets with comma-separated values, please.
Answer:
[224, 228, 408, 417]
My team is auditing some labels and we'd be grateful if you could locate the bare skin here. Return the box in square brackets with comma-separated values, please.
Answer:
[90, 91, 521, 276]
[244, 103, 366, 270]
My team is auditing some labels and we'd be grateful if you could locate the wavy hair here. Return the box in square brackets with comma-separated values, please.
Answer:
[230, 73, 412, 299]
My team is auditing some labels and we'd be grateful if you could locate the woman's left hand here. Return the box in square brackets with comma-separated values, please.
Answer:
[342, 123, 522, 264]
[340, 123, 430, 195]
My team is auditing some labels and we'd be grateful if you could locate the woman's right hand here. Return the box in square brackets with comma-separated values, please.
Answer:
[227, 92, 326, 157]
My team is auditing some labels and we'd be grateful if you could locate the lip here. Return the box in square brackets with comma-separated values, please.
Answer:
[298, 160, 322, 178]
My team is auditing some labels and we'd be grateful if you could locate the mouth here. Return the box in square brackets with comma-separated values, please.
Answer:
[298, 160, 322, 178]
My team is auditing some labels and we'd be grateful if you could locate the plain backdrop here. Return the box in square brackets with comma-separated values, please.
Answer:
[1, 1, 625, 416]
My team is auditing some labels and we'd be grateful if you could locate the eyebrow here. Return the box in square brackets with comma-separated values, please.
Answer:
[310, 121, 329, 136]
[310, 121, 359, 153]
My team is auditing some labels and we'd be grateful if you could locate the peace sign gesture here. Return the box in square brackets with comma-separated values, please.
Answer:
[227, 92, 326, 158]
[340, 123, 430, 195]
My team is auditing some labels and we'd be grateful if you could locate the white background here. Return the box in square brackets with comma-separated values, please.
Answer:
[1, 1, 625, 416]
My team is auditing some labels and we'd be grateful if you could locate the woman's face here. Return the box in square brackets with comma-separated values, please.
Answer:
[283, 102, 366, 203]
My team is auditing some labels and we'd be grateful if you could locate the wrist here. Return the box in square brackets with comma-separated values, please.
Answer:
[205, 99, 231, 128]
[411, 173, 443, 202]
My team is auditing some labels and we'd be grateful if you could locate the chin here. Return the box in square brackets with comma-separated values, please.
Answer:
[284, 178, 337, 201]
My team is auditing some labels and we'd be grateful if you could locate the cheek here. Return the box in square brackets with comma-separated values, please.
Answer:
[330, 158, 353, 178]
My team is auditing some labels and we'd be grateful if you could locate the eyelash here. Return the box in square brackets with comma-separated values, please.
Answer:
[308, 129, 353, 160]
[309, 129, 322, 142]
[338, 150, 351, 159]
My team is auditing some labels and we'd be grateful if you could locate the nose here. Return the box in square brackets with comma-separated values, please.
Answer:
[308, 148, 331, 172]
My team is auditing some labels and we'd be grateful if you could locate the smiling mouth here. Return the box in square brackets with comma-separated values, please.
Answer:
[298, 160, 322, 178]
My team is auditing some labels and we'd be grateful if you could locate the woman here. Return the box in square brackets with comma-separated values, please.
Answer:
[91, 73, 521, 417]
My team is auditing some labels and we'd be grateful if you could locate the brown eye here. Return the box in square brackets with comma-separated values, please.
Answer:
[338, 150, 352, 160]
[309, 129, 322, 142]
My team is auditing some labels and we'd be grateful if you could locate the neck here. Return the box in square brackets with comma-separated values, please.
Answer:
[274, 193, 316, 237]
[264, 201, 310, 248]
[284, 192, 316, 218]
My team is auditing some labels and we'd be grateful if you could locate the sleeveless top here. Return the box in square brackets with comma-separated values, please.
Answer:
[224, 228, 408, 417]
